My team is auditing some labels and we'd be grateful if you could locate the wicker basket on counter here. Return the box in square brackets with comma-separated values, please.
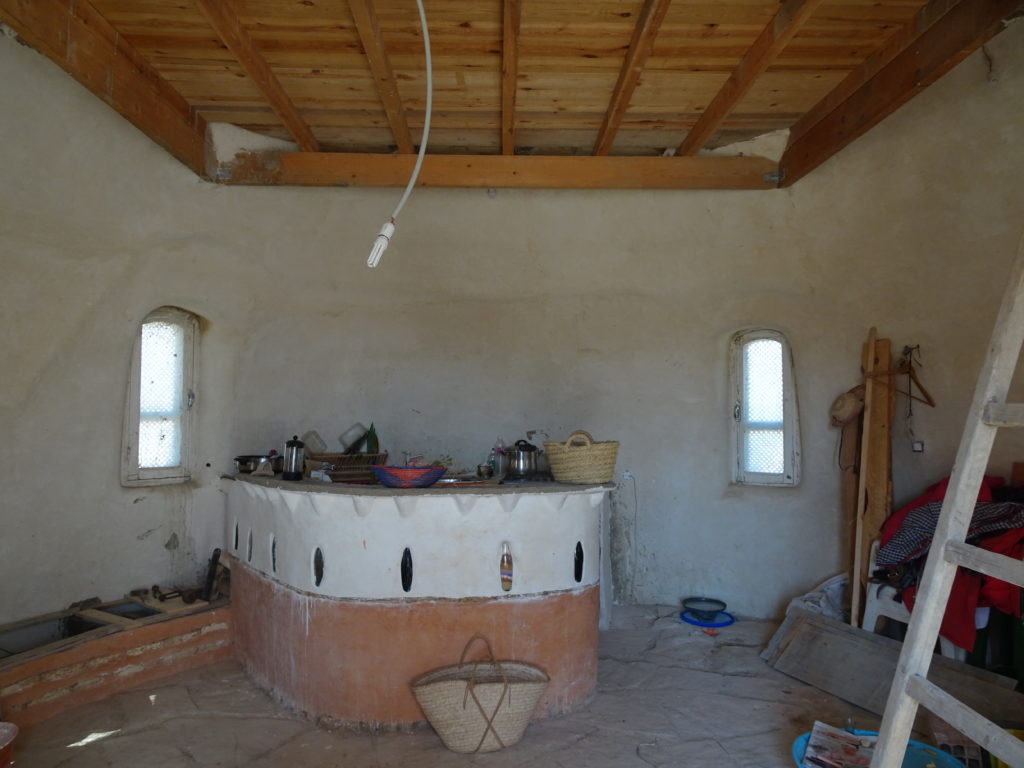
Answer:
[308, 452, 388, 484]
[543, 430, 618, 484]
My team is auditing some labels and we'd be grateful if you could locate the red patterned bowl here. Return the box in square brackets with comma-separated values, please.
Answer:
[371, 465, 447, 488]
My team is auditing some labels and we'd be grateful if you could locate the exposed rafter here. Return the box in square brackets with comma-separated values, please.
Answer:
[0, 0, 207, 176]
[218, 152, 779, 190]
[593, 0, 672, 156]
[348, 0, 415, 155]
[5, 0, 1020, 190]
[779, 0, 1024, 186]
[195, 0, 319, 153]
[786, 0, 961, 149]
[501, 0, 522, 156]
[677, 0, 826, 156]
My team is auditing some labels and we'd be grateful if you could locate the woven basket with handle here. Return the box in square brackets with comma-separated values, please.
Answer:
[411, 635, 549, 753]
[544, 430, 619, 484]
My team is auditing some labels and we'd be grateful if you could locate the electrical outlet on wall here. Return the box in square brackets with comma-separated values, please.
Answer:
[912, 440, 925, 453]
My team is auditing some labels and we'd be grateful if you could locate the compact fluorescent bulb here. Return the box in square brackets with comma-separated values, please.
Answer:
[367, 220, 395, 268]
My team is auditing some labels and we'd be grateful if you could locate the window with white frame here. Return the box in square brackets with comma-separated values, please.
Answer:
[730, 328, 801, 486]
[121, 307, 198, 486]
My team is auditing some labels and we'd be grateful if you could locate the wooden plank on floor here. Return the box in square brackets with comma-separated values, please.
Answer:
[762, 609, 1023, 726]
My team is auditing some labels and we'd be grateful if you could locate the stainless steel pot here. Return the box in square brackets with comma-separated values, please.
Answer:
[234, 455, 283, 473]
[507, 439, 538, 478]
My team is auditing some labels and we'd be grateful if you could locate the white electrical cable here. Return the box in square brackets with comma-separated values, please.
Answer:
[367, 0, 432, 268]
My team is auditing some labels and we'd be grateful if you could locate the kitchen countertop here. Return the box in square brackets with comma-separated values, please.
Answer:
[223, 473, 613, 496]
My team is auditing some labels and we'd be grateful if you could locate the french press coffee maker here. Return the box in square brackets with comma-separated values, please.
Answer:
[282, 435, 305, 481]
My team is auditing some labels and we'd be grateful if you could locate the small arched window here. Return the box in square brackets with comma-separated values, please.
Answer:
[121, 307, 198, 486]
[729, 328, 801, 486]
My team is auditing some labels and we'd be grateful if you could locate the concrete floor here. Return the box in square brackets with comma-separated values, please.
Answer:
[10, 606, 879, 767]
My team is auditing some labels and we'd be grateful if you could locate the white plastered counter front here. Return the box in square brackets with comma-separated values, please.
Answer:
[224, 476, 607, 601]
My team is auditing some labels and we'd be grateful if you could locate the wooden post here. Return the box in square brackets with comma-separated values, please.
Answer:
[850, 328, 877, 625]
[851, 330, 894, 625]
[862, 337, 894, 582]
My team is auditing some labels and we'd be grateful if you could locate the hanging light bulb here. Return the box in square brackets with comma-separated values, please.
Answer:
[367, 0, 432, 268]
[367, 220, 395, 268]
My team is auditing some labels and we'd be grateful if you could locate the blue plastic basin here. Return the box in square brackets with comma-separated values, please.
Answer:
[792, 729, 964, 768]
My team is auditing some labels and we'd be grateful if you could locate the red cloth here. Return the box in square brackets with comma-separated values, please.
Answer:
[879, 475, 1003, 546]
[880, 475, 1019, 652]
[902, 526, 1024, 650]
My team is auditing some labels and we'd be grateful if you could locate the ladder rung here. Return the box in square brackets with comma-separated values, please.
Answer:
[945, 540, 1024, 587]
[982, 402, 1024, 426]
[906, 675, 1024, 767]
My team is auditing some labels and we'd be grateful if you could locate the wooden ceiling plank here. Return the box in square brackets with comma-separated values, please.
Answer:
[348, 0, 415, 154]
[501, 0, 521, 155]
[194, 0, 319, 152]
[780, 0, 1023, 186]
[676, 0, 827, 156]
[0, 0, 207, 176]
[218, 151, 778, 190]
[593, 0, 672, 156]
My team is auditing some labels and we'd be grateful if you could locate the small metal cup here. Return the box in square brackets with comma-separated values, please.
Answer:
[476, 464, 494, 479]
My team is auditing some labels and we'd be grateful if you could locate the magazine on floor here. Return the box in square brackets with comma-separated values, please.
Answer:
[801, 721, 876, 768]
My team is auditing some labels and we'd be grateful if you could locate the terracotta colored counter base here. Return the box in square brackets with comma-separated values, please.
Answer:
[231, 561, 599, 726]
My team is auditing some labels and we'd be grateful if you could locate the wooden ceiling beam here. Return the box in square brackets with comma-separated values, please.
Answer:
[0, 0, 207, 176]
[218, 152, 779, 190]
[786, 0, 962, 149]
[501, 0, 521, 156]
[779, 0, 1024, 186]
[593, 0, 672, 156]
[349, 0, 415, 155]
[195, 0, 319, 153]
[677, 0, 826, 156]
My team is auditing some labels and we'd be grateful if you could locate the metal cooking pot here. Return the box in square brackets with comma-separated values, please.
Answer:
[234, 455, 283, 474]
[507, 439, 538, 478]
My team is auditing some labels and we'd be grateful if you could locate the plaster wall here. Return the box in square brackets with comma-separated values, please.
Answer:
[1, 22, 1022, 624]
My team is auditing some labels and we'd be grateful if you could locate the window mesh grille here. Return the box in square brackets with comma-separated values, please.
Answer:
[743, 339, 784, 473]
[745, 430, 784, 473]
[138, 321, 184, 468]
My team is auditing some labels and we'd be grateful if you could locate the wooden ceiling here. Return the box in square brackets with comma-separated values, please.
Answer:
[2, 0, 1021, 189]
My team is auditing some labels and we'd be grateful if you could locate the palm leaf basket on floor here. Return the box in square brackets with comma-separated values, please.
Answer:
[544, 430, 619, 484]
[411, 635, 549, 753]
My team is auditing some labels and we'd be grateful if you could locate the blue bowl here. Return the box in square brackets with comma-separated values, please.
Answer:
[792, 729, 964, 768]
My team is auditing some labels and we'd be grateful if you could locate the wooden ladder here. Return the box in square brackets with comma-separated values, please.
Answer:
[871, 231, 1024, 768]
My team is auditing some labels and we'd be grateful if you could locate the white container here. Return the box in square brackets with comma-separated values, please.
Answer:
[339, 422, 368, 451]
[301, 430, 328, 455]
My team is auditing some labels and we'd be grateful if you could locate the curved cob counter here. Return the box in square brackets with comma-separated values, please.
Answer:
[224, 476, 611, 727]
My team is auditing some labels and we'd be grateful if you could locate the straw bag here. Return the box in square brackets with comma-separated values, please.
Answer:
[544, 430, 619, 484]
[411, 635, 549, 753]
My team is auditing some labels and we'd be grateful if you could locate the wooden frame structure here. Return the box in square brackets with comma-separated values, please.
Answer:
[1, 0, 1020, 189]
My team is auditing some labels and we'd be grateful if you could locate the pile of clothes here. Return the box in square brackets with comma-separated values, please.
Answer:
[874, 476, 1024, 651]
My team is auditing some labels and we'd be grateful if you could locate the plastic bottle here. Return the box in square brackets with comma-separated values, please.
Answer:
[493, 437, 507, 476]
[500, 542, 513, 591]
